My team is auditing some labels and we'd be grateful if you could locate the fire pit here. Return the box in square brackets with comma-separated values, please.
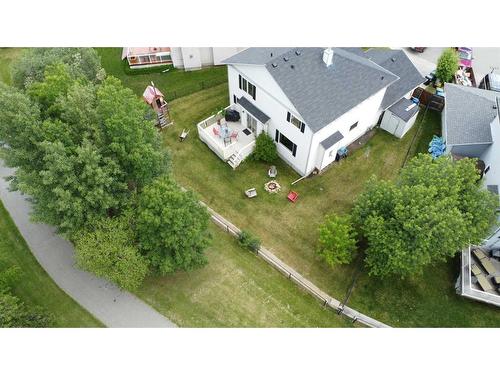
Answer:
[264, 180, 281, 194]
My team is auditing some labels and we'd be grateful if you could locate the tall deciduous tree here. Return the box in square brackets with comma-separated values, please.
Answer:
[352, 154, 498, 278]
[136, 176, 211, 274]
[74, 214, 148, 291]
[317, 214, 357, 267]
[436, 48, 459, 84]
[11, 48, 104, 90]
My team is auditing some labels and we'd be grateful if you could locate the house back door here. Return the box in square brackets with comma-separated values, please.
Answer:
[247, 113, 258, 133]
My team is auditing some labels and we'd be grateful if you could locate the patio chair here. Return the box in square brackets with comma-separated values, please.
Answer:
[287, 191, 299, 203]
[230, 130, 238, 141]
[268, 165, 277, 178]
[245, 188, 257, 198]
[212, 127, 220, 137]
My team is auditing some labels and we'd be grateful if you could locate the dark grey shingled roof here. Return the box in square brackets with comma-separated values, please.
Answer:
[387, 97, 419, 122]
[223, 47, 399, 132]
[237, 96, 270, 123]
[443, 83, 499, 145]
[364, 49, 426, 109]
[223, 48, 292, 65]
[320, 131, 344, 149]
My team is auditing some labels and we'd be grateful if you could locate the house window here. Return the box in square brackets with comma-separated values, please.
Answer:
[238, 74, 256, 100]
[286, 112, 306, 133]
[485, 165, 491, 174]
[275, 130, 297, 157]
[349, 122, 358, 131]
[233, 95, 238, 104]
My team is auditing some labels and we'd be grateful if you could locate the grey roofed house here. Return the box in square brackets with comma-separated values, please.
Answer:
[363, 49, 426, 109]
[443, 83, 499, 145]
[223, 47, 400, 132]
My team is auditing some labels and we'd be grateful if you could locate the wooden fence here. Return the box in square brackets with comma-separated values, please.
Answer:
[197, 199, 391, 328]
[412, 87, 445, 112]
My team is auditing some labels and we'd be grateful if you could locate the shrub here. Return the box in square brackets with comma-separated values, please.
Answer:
[136, 176, 211, 275]
[436, 48, 459, 84]
[238, 230, 261, 253]
[0, 292, 53, 328]
[252, 133, 278, 163]
[317, 214, 357, 267]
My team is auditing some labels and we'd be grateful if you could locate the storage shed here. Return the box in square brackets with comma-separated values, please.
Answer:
[380, 98, 419, 138]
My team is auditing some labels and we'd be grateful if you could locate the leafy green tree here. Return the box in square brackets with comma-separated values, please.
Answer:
[0, 83, 44, 172]
[253, 133, 278, 162]
[0, 292, 53, 328]
[317, 214, 357, 266]
[96, 76, 170, 189]
[11, 48, 104, 90]
[136, 176, 211, 274]
[27, 63, 74, 117]
[352, 154, 498, 278]
[436, 48, 459, 84]
[74, 214, 148, 291]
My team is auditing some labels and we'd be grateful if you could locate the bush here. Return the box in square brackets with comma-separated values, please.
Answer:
[73, 214, 149, 291]
[238, 230, 261, 253]
[436, 48, 459, 84]
[252, 133, 278, 163]
[136, 176, 211, 275]
[0, 292, 53, 328]
[317, 214, 357, 267]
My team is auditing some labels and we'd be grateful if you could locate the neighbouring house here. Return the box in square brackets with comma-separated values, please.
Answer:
[170, 47, 246, 71]
[197, 47, 424, 174]
[122, 47, 172, 68]
[443, 83, 500, 307]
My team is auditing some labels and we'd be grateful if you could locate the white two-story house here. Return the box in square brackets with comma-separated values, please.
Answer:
[197, 47, 424, 175]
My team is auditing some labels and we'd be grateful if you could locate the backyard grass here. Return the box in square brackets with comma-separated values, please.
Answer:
[161, 83, 500, 327]
[0, 201, 102, 327]
[0, 48, 25, 85]
[96, 48, 228, 99]
[137, 224, 351, 327]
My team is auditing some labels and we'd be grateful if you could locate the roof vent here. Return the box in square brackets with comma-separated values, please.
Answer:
[295, 50, 301, 56]
[494, 105, 498, 110]
[290, 64, 295, 69]
[271, 63, 278, 68]
[323, 48, 334, 67]
[283, 56, 289, 62]
[381, 76, 384, 80]
[270, 52, 273, 57]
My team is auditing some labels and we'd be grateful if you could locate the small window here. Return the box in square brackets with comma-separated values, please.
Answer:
[233, 95, 238, 104]
[485, 165, 491, 174]
[239, 74, 255, 100]
[277, 130, 297, 157]
[349, 122, 358, 131]
[287, 112, 306, 133]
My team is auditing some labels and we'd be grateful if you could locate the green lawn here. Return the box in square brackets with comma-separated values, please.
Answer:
[0, 48, 25, 85]
[96, 48, 228, 100]
[161, 83, 500, 327]
[0, 201, 102, 327]
[137, 224, 351, 327]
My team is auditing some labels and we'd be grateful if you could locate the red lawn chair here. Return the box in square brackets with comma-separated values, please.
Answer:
[287, 191, 299, 203]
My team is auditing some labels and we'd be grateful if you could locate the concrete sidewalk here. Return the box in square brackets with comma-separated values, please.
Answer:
[0, 160, 176, 328]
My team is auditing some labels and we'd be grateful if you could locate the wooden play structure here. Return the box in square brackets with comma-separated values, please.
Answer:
[142, 82, 173, 129]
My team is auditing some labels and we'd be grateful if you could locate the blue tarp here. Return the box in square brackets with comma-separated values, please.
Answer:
[428, 135, 445, 159]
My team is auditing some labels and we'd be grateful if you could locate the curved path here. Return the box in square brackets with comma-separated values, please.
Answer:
[0, 161, 176, 328]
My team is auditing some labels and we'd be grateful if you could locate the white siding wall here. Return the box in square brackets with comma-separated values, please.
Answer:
[227, 65, 313, 175]
[307, 88, 387, 174]
[481, 117, 500, 189]
[171, 48, 245, 70]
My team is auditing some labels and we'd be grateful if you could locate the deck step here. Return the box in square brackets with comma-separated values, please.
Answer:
[227, 153, 242, 169]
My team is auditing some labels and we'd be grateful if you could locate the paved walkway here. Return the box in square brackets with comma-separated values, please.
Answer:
[0, 161, 176, 328]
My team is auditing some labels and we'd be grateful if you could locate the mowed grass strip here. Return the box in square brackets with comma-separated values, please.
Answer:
[136, 224, 351, 327]
[0, 201, 102, 327]
[162, 84, 500, 327]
